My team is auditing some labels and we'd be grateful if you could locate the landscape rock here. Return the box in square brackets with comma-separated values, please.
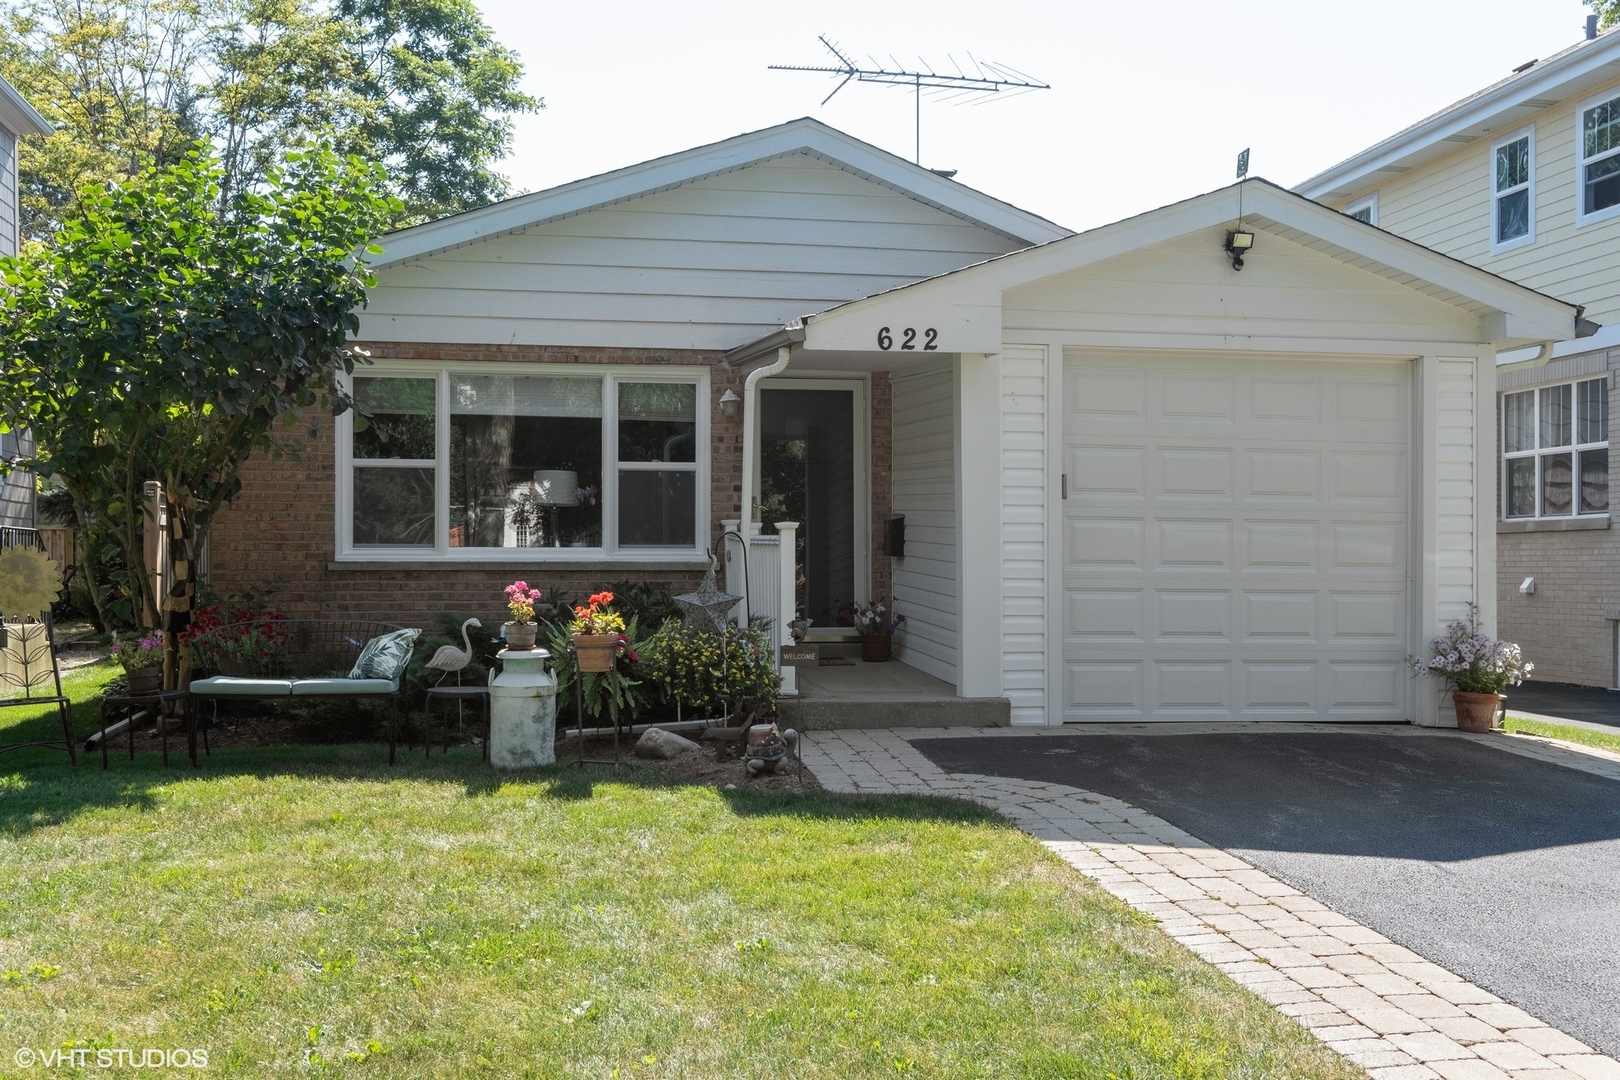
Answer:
[634, 727, 703, 760]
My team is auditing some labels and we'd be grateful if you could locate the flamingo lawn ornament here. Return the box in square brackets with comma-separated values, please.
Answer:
[425, 618, 481, 685]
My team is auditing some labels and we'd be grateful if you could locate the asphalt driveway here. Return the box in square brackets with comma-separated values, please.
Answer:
[915, 730, 1620, 1057]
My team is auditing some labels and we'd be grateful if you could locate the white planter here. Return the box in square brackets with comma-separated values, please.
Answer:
[488, 647, 558, 768]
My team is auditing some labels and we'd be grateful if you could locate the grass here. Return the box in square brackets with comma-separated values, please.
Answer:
[0, 664, 1361, 1078]
[1504, 714, 1620, 756]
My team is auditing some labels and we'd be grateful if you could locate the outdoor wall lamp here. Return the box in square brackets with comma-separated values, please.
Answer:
[718, 388, 740, 417]
[1224, 229, 1255, 271]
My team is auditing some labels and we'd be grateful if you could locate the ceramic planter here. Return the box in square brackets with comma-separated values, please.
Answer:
[1452, 691, 1501, 732]
[572, 632, 619, 673]
[503, 621, 539, 650]
[860, 634, 892, 662]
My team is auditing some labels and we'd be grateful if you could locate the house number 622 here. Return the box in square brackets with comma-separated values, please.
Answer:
[876, 326, 939, 351]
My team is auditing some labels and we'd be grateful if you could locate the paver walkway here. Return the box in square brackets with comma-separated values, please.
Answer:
[802, 724, 1620, 1080]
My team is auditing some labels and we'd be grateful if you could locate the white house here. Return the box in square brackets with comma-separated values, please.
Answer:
[208, 120, 1578, 727]
[1296, 24, 1620, 687]
[0, 74, 51, 531]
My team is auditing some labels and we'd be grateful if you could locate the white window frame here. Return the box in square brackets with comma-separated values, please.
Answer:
[335, 361, 711, 562]
[1501, 377, 1609, 521]
[1576, 88, 1620, 228]
[1490, 126, 1536, 254]
[1344, 192, 1378, 226]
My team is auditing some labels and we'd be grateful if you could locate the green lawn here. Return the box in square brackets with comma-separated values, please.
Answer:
[0, 664, 1360, 1078]
[1504, 715, 1620, 756]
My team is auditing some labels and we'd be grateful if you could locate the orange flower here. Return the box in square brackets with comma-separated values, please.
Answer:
[588, 591, 614, 607]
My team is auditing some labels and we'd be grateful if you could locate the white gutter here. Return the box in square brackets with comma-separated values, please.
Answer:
[737, 346, 791, 533]
[1495, 315, 1610, 372]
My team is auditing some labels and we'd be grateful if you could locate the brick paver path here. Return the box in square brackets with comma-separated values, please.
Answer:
[802, 724, 1620, 1080]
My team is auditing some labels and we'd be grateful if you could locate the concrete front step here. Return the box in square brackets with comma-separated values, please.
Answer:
[780, 695, 1010, 730]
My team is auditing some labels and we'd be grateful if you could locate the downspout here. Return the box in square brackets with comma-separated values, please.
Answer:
[1496, 340, 1556, 374]
[737, 345, 791, 534]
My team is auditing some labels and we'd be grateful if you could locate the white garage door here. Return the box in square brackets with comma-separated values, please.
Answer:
[1063, 354, 1411, 722]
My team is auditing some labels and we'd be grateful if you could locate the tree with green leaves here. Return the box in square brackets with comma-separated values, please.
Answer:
[0, 0, 537, 237]
[0, 143, 399, 648]
[1590, 0, 1619, 31]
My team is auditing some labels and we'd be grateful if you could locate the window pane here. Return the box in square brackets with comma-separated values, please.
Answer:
[1581, 448, 1609, 514]
[1348, 206, 1372, 223]
[1578, 378, 1609, 444]
[448, 375, 604, 548]
[1503, 391, 1534, 452]
[1539, 384, 1572, 447]
[1496, 137, 1529, 192]
[354, 377, 435, 460]
[1506, 457, 1536, 518]
[618, 383, 697, 463]
[618, 470, 696, 547]
[1541, 453, 1573, 516]
[1496, 188, 1530, 242]
[1585, 151, 1620, 215]
[1585, 97, 1620, 160]
[353, 467, 435, 545]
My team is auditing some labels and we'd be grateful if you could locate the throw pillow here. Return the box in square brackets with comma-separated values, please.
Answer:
[349, 628, 421, 681]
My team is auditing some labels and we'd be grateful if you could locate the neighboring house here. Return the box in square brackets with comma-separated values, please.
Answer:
[209, 118, 1577, 725]
[1297, 25, 1620, 688]
[0, 74, 51, 530]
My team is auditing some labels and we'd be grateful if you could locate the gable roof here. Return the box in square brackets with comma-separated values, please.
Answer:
[0, 74, 51, 138]
[1297, 28, 1620, 201]
[732, 178, 1578, 361]
[374, 117, 1071, 268]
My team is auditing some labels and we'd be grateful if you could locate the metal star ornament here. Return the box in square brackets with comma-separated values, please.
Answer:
[673, 557, 742, 633]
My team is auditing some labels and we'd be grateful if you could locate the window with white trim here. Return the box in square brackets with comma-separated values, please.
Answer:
[1345, 194, 1377, 225]
[341, 366, 707, 558]
[1579, 91, 1620, 223]
[1502, 378, 1609, 519]
[1491, 128, 1534, 251]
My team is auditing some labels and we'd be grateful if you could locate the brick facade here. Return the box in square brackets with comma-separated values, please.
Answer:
[1496, 346, 1620, 687]
[207, 341, 895, 629]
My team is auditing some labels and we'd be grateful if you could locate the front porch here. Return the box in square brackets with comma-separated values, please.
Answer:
[780, 655, 1009, 730]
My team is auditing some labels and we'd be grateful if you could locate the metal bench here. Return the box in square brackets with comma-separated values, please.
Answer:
[187, 619, 419, 763]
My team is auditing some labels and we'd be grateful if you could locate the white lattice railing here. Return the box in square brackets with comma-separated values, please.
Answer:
[722, 520, 799, 697]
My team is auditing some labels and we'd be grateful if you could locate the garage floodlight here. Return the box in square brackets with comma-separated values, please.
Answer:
[1224, 230, 1255, 271]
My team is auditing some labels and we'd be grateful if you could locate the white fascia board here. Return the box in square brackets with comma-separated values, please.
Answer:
[372, 118, 1070, 268]
[0, 76, 52, 137]
[1297, 35, 1620, 200]
[794, 181, 1577, 351]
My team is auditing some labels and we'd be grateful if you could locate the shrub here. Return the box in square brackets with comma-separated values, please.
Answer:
[642, 620, 777, 717]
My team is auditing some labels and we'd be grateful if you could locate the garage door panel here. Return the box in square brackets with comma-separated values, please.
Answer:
[1064, 353, 1410, 723]
[1157, 519, 1232, 569]
[1157, 448, 1235, 500]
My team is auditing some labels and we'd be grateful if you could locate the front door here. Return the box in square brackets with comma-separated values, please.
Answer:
[758, 386, 859, 626]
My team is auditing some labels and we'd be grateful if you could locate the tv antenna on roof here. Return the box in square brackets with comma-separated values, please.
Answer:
[770, 36, 1051, 166]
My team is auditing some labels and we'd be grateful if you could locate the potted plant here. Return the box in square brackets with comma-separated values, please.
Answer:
[570, 591, 626, 673]
[111, 632, 165, 694]
[503, 580, 544, 649]
[1406, 603, 1533, 732]
[848, 599, 906, 663]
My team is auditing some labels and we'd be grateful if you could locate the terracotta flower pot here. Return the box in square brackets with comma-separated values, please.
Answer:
[503, 621, 538, 650]
[573, 632, 619, 673]
[124, 665, 162, 695]
[861, 634, 892, 662]
[1453, 691, 1501, 733]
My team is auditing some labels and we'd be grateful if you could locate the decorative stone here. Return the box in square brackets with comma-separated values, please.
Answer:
[634, 727, 702, 759]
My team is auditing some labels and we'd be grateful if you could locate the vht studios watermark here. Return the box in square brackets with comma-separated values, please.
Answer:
[14, 1046, 209, 1070]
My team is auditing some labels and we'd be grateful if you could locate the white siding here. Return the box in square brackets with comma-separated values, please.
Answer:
[361, 153, 1026, 350]
[0, 129, 16, 256]
[1437, 358, 1478, 622]
[890, 366, 957, 682]
[1333, 75, 1620, 327]
[1000, 345, 1048, 724]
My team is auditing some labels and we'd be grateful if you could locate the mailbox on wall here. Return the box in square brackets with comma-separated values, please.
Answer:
[884, 515, 905, 558]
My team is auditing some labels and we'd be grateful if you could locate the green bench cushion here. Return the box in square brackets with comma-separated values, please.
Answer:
[189, 677, 294, 697]
[290, 678, 398, 696]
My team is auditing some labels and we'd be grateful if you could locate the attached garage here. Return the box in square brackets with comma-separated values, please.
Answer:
[735, 179, 1579, 727]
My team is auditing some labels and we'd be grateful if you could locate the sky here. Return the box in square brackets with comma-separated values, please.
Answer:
[471, 0, 1599, 234]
